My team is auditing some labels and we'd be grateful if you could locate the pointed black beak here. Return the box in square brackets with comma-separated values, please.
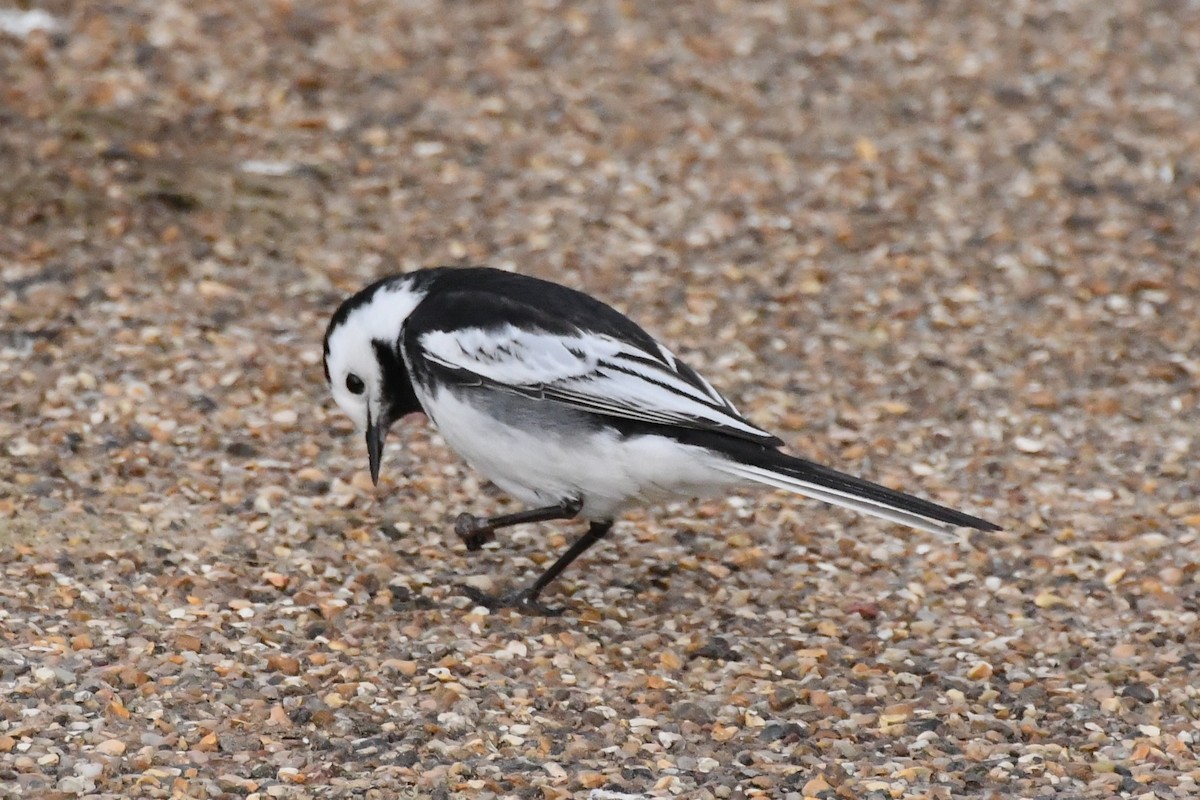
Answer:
[366, 414, 386, 486]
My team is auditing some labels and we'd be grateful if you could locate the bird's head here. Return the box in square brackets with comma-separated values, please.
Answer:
[323, 274, 428, 485]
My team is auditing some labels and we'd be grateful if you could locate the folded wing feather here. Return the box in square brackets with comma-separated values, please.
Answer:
[417, 324, 780, 443]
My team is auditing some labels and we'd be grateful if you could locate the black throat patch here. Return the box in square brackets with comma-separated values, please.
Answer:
[372, 339, 423, 423]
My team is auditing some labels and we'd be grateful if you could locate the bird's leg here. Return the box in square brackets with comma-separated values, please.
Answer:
[453, 496, 583, 551]
[461, 520, 614, 616]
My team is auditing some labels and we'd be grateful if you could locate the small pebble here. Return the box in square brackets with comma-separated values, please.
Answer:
[94, 740, 126, 757]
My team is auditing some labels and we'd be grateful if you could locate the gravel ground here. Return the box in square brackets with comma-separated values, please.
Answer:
[2, 1, 1198, 798]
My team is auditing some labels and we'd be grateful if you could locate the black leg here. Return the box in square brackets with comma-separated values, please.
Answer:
[454, 497, 583, 551]
[525, 520, 613, 601]
[461, 520, 614, 615]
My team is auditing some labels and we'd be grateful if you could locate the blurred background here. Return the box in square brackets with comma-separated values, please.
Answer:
[1, 1, 1198, 798]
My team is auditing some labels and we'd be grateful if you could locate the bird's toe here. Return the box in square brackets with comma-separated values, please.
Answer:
[459, 585, 563, 616]
[453, 513, 495, 551]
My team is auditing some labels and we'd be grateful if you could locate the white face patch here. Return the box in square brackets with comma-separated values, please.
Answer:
[324, 280, 428, 431]
[326, 344, 382, 432]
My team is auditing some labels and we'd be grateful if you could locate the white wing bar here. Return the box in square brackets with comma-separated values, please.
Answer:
[419, 325, 774, 440]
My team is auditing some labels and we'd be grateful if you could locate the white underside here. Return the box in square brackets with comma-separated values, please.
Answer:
[414, 386, 968, 539]
[417, 389, 739, 520]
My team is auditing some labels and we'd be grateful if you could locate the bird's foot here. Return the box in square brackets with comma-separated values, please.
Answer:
[454, 512, 496, 552]
[459, 585, 563, 617]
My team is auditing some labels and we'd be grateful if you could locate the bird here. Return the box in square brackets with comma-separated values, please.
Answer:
[323, 266, 1000, 614]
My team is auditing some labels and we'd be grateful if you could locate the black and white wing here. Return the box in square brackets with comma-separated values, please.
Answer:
[402, 283, 783, 446]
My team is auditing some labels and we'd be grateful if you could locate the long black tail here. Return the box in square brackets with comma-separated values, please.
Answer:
[711, 444, 1001, 537]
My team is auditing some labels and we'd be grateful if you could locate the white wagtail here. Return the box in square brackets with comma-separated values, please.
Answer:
[323, 267, 1000, 613]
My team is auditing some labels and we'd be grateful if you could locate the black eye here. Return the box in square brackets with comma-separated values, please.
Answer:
[345, 374, 365, 395]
